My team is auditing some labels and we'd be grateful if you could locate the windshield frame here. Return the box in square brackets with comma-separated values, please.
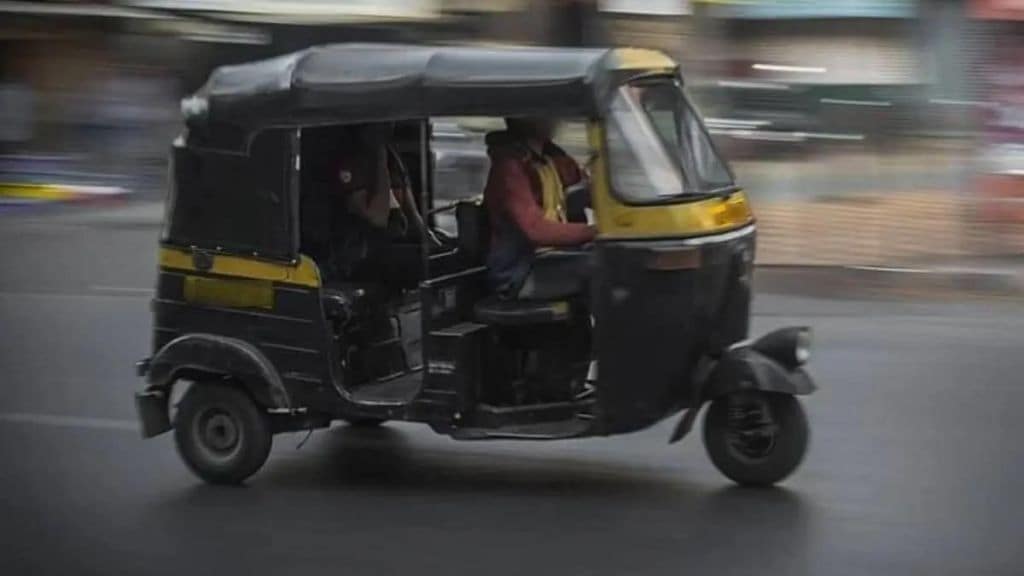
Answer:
[602, 75, 738, 206]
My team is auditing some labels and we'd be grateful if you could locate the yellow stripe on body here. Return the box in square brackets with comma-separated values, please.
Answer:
[159, 246, 321, 288]
[183, 276, 275, 310]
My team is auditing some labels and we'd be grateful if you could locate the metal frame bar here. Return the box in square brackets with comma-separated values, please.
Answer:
[419, 119, 432, 279]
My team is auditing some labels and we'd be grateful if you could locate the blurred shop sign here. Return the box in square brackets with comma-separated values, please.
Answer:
[599, 0, 691, 15]
[441, 0, 526, 11]
[714, 0, 915, 19]
[970, 0, 1024, 20]
[127, 0, 440, 20]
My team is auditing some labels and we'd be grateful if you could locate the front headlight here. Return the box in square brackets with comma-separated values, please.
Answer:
[795, 328, 812, 364]
[751, 326, 813, 368]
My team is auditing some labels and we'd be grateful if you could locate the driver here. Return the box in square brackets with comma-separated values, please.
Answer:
[483, 117, 596, 301]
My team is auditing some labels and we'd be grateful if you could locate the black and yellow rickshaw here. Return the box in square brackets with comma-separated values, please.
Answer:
[134, 43, 817, 486]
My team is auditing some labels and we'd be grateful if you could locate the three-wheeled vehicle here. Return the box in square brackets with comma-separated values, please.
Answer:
[135, 43, 817, 486]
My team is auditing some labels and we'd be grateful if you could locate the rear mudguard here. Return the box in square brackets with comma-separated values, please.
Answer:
[668, 345, 815, 444]
[136, 334, 292, 438]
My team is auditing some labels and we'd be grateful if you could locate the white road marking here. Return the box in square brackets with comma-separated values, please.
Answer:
[0, 289, 151, 300]
[0, 412, 137, 432]
[848, 265, 931, 273]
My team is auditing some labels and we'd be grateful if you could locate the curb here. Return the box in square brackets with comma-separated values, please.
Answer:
[0, 182, 129, 206]
[755, 265, 1024, 299]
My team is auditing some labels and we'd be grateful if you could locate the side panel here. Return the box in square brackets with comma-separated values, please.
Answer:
[415, 267, 488, 421]
[152, 247, 338, 411]
[593, 227, 754, 433]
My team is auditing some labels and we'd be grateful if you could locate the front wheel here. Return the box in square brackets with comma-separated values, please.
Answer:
[174, 383, 273, 485]
[703, 391, 809, 487]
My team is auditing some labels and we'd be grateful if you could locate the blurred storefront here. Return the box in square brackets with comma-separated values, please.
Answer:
[664, 1, 1020, 265]
[0, 3, 187, 194]
[0, 1, 448, 196]
[598, 1, 695, 66]
[967, 0, 1024, 254]
[0, 0, 1018, 261]
[0, 0, 694, 186]
[687, 0, 931, 155]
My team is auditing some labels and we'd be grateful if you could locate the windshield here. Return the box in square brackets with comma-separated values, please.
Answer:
[606, 80, 735, 203]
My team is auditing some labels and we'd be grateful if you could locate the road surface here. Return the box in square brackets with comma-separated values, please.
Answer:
[1, 207, 1022, 576]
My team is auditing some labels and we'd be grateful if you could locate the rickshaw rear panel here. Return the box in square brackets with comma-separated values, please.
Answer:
[147, 247, 343, 413]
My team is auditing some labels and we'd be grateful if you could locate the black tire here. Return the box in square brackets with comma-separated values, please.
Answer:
[174, 383, 272, 485]
[703, 392, 809, 487]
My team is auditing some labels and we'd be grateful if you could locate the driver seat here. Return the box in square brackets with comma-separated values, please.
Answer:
[454, 199, 573, 327]
[474, 298, 572, 326]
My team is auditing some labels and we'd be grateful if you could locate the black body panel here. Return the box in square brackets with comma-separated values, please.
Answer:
[166, 130, 293, 260]
[592, 228, 755, 433]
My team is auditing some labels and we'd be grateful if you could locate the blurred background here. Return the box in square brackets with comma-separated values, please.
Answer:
[0, 0, 1022, 268]
[3, 5, 1024, 575]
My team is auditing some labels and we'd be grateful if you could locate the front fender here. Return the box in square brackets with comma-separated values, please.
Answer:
[145, 333, 291, 409]
[705, 347, 816, 399]
[668, 344, 815, 444]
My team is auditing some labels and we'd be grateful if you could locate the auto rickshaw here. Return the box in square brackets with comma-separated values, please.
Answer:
[134, 43, 817, 487]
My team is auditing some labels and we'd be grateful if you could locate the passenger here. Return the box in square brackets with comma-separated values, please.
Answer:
[483, 117, 596, 301]
[331, 123, 432, 285]
[336, 122, 427, 242]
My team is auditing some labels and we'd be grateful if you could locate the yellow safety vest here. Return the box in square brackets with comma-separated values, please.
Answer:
[535, 156, 567, 224]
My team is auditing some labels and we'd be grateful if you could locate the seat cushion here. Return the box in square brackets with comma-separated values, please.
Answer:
[473, 298, 571, 326]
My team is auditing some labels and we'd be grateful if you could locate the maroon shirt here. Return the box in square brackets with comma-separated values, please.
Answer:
[335, 145, 410, 235]
[483, 139, 595, 247]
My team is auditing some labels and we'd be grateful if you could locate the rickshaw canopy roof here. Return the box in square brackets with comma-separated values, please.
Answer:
[186, 43, 678, 130]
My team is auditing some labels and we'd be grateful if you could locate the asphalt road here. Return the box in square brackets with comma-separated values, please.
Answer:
[1, 207, 1023, 576]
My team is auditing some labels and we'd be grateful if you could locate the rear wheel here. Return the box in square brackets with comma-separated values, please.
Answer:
[174, 383, 272, 485]
[703, 391, 808, 487]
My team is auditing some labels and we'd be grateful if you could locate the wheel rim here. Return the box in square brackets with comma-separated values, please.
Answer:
[724, 395, 777, 462]
[192, 406, 244, 463]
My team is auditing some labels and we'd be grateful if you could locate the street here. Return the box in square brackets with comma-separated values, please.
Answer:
[1, 208, 1023, 576]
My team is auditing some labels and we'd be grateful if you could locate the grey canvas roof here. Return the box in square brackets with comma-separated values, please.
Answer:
[185, 43, 678, 129]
